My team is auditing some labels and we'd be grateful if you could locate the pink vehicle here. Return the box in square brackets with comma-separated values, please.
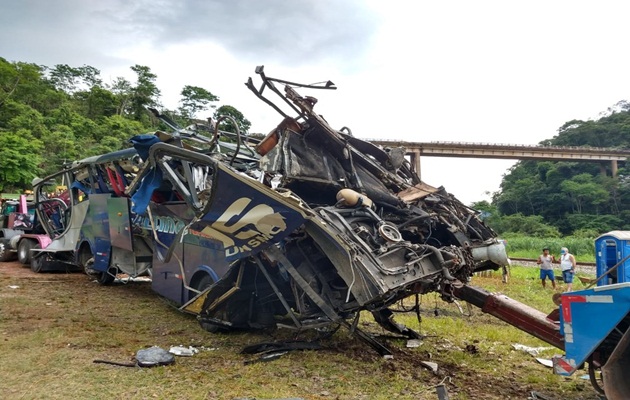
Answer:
[0, 194, 52, 270]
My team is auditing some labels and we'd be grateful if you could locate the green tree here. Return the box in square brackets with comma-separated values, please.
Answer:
[493, 104, 630, 235]
[109, 77, 133, 116]
[560, 173, 609, 214]
[0, 130, 43, 190]
[179, 85, 218, 119]
[129, 65, 160, 121]
[214, 105, 251, 134]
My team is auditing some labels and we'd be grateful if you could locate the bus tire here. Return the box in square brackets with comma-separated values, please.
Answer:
[97, 268, 116, 285]
[30, 255, 44, 273]
[0, 238, 15, 262]
[17, 239, 37, 265]
[193, 274, 220, 333]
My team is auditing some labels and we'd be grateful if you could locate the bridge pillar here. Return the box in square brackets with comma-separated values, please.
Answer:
[612, 160, 618, 178]
[410, 150, 421, 178]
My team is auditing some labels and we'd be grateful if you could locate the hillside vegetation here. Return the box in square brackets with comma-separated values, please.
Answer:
[476, 103, 630, 236]
[0, 58, 249, 191]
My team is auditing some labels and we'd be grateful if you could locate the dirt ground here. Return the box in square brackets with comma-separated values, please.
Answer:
[0, 261, 602, 400]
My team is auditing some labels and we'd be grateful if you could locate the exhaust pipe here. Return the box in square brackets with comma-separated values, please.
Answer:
[471, 241, 510, 266]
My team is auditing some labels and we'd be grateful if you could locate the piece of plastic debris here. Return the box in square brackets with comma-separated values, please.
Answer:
[45, 303, 52, 306]
[420, 360, 439, 373]
[383, 354, 394, 360]
[406, 339, 422, 348]
[512, 343, 554, 356]
[528, 391, 555, 400]
[169, 346, 199, 357]
[136, 346, 175, 367]
[8, 285, 19, 289]
[535, 358, 553, 368]
[436, 383, 450, 400]
[244, 351, 288, 365]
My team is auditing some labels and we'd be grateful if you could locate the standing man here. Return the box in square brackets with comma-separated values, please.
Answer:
[559, 247, 577, 292]
[537, 247, 556, 289]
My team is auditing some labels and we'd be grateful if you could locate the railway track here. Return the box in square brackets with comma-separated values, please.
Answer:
[509, 257, 596, 274]
[509, 257, 595, 267]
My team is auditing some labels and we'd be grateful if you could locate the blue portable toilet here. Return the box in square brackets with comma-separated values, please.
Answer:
[595, 231, 630, 286]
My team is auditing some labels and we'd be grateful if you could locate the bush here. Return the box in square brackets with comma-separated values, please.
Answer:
[488, 213, 561, 238]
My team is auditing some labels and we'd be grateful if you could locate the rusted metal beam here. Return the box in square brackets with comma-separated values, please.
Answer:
[453, 285, 564, 350]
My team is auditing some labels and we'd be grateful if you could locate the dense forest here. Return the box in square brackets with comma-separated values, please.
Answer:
[474, 102, 630, 237]
[1, 57, 629, 237]
[0, 57, 250, 190]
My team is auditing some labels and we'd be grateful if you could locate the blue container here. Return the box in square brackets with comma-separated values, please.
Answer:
[595, 231, 630, 286]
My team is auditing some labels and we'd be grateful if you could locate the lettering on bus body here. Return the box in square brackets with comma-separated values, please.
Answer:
[200, 197, 289, 258]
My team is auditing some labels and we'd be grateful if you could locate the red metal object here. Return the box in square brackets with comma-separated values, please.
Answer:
[453, 285, 564, 350]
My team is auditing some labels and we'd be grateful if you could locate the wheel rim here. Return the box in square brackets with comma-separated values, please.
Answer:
[31, 256, 43, 273]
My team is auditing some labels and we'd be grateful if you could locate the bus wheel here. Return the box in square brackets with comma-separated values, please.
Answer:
[196, 274, 213, 292]
[97, 268, 116, 285]
[31, 255, 44, 273]
[18, 239, 38, 265]
[0, 238, 15, 262]
[193, 274, 220, 333]
[84, 257, 115, 285]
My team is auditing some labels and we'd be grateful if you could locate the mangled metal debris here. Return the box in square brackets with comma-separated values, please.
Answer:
[32, 66, 509, 356]
[133, 66, 509, 354]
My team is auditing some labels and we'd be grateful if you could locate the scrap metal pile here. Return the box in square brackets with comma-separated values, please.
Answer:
[125, 67, 510, 354]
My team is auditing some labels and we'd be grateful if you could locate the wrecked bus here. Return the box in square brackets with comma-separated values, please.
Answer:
[33, 66, 508, 354]
[125, 67, 509, 352]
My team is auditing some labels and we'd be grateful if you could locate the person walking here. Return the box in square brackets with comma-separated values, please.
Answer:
[559, 247, 577, 292]
[537, 247, 556, 289]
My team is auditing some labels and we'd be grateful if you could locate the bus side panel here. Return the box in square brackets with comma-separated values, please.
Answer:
[107, 197, 133, 252]
[84, 194, 112, 272]
[151, 241, 185, 304]
[152, 240, 231, 306]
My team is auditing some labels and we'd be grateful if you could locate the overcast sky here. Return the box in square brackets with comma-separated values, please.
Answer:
[2, 0, 630, 205]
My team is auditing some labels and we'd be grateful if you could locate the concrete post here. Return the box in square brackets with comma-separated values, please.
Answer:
[612, 160, 618, 178]
[411, 150, 421, 179]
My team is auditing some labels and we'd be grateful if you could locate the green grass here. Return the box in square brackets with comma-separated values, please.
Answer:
[501, 235, 596, 262]
[0, 267, 601, 400]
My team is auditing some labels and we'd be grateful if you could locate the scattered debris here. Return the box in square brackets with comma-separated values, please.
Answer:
[436, 384, 450, 400]
[169, 345, 199, 357]
[512, 343, 554, 356]
[244, 351, 288, 365]
[406, 339, 422, 348]
[435, 377, 452, 400]
[241, 341, 322, 365]
[7, 285, 19, 289]
[535, 358, 553, 368]
[135, 346, 176, 367]
[528, 391, 555, 400]
[93, 346, 175, 368]
[420, 360, 439, 373]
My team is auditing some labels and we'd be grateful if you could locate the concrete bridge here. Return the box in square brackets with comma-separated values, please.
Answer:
[368, 140, 630, 178]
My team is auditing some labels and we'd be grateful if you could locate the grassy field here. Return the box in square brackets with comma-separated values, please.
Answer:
[500, 236, 596, 262]
[0, 263, 601, 400]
